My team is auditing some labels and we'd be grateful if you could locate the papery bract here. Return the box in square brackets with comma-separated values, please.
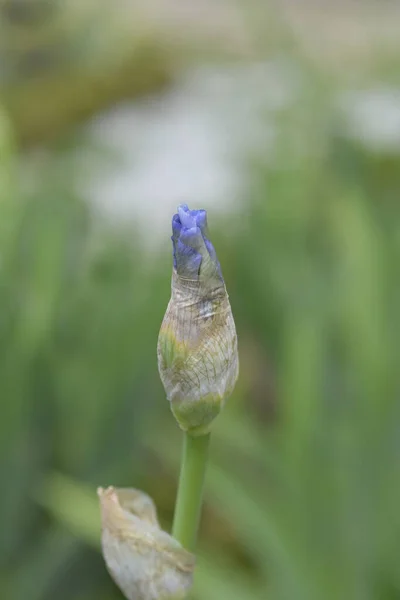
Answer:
[98, 486, 195, 600]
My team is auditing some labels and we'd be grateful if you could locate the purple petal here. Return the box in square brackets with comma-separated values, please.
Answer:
[179, 226, 203, 250]
[194, 209, 207, 231]
[175, 239, 202, 278]
[172, 213, 182, 239]
[178, 205, 197, 230]
[170, 204, 223, 282]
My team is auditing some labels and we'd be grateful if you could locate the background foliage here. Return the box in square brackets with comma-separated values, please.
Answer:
[1, 2, 400, 599]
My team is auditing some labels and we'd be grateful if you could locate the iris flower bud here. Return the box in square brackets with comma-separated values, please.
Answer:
[98, 486, 195, 600]
[157, 204, 239, 435]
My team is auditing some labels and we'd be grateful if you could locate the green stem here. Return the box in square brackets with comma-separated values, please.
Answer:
[172, 432, 211, 552]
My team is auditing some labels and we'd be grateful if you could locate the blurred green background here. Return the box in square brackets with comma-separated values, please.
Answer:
[1, 1, 400, 599]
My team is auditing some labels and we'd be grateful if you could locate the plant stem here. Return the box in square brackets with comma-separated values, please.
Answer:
[172, 432, 210, 552]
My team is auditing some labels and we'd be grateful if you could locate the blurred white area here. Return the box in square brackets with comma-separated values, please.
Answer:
[84, 62, 400, 232]
[85, 62, 297, 229]
[341, 87, 400, 152]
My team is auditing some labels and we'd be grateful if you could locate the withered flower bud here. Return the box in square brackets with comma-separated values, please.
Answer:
[98, 486, 195, 600]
